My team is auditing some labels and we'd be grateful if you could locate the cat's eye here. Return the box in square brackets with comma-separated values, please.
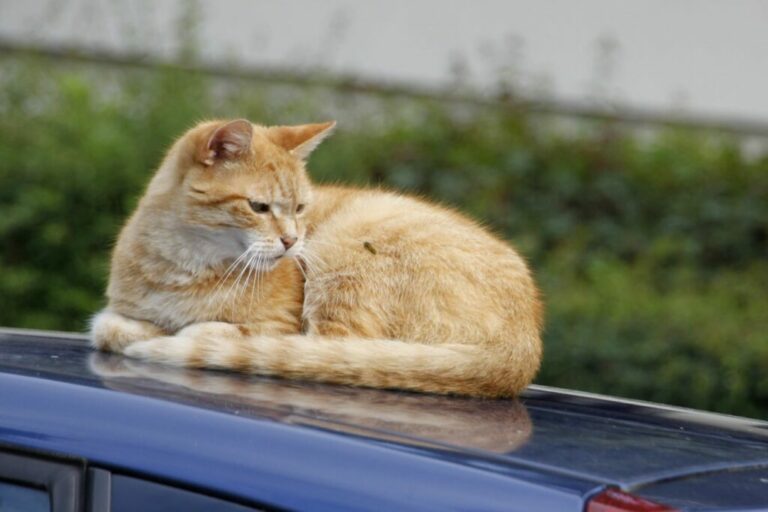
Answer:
[249, 201, 270, 214]
[296, 204, 305, 214]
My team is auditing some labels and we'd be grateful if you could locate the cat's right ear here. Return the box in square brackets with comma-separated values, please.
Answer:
[197, 119, 253, 166]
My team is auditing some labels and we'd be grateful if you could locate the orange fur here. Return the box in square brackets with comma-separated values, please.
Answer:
[91, 119, 543, 397]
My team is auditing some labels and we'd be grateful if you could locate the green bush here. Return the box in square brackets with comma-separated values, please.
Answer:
[1, 55, 766, 417]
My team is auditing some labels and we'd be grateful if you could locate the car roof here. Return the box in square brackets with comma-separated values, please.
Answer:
[3, 328, 768, 509]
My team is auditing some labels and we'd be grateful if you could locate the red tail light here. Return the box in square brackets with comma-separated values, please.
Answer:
[587, 488, 679, 512]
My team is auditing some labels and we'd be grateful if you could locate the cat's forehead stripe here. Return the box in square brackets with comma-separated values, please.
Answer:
[274, 169, 287, 198]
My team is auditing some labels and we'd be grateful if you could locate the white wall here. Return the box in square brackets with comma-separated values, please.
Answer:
[2, 0, 767, 122]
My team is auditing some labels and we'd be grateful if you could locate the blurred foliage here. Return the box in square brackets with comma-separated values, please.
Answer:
[1, 55, 767, 417]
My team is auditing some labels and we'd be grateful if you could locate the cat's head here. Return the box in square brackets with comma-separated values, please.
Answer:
[153, 119, 335, 271]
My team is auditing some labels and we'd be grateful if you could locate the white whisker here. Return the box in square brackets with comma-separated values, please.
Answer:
[237, 250, 259, 306]
[210, 247, 255, 317]
[222, 248, 259, 316]
[248, 252, 265, 312]
[296, 258, 309, 281]
[298, 250, 325, 274]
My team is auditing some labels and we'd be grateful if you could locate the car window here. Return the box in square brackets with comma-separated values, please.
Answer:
[0, 452, 81, 512]
[111, 474, 262, 512]
[0, 479, 50, 512]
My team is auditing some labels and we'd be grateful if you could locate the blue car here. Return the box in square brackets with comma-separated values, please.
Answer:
[2, 327, 768, 511]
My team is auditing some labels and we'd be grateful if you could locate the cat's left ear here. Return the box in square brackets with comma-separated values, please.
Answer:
[268, 121, 336, 160]
[198, 119, 253, 166]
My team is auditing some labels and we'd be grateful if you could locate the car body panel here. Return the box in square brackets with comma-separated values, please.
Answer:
[0, 330, 599, 510]
[3, 329, 768, 510]
[635, 467, 768, 511]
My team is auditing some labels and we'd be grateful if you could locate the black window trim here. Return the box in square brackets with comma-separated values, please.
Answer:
[87, 467, 111, 512]
[0, 447, 269, 512]
[0, 450, 83, 512]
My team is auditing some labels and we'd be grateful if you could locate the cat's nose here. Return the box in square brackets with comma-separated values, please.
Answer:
[280, 236, 297, 250]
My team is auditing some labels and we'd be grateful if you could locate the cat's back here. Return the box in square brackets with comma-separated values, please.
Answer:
[306, 185, 536, 305]
[310, 185, 523, 264]
[303, 185, 541, 345]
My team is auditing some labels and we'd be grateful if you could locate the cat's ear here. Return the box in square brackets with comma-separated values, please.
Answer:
[268, 121, 336, 160]
[198, 119, 253, 166]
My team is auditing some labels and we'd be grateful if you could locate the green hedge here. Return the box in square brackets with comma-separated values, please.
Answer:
[1, 56, 767, 417]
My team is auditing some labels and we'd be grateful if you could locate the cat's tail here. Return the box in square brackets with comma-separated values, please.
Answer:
[123, 324, 541, 397]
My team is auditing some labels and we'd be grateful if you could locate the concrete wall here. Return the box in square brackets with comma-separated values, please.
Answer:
[1, 0, 767, 122]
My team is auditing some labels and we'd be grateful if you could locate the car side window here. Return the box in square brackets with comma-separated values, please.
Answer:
[0, 479, 50, 512]
[0, 452, 82, 512]
[110, 474, 262, 512]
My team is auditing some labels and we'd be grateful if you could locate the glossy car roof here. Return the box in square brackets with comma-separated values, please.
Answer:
[2, 328, 768, 510]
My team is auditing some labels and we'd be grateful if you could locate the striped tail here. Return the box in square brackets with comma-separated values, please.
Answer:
[123, 323, 540, 397]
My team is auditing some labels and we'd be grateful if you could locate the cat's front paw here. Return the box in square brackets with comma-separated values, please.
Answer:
[177, 321, 242, 338]
[124, 336, 193, 365]
[90, 310, 166, 353]
[124, 322, 251, 369]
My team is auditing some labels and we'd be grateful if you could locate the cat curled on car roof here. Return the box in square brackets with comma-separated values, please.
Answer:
[90, 119, 543, 397]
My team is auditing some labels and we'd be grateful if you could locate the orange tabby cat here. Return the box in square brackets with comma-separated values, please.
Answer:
[90, 119, 543, 397]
